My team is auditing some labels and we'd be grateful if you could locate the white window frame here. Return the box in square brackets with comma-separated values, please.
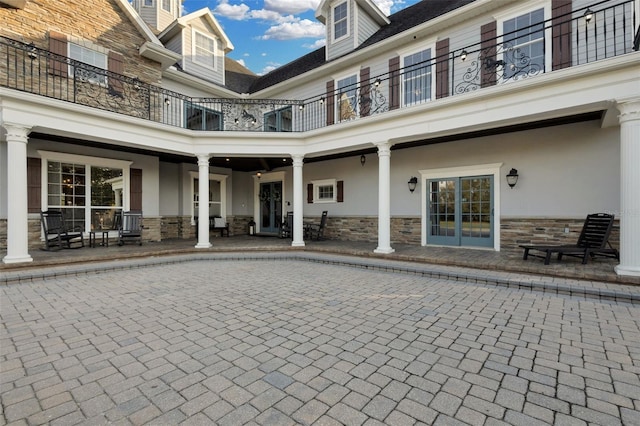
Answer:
[68, 41, 108, 86]
[332, 1, 350, 43]
[143, 0, 153, 7]
[192, 29, 216, 70]
[311, 179, 337, 203]
[162, 0, 171, 12]
[401, 45, 435, 106]
[38, 150, 133, 235]
[189, 172, 227, 224]
[419, 163, 502, 251]
[495, 1, 552, 83]
[335, 71, 359, 121]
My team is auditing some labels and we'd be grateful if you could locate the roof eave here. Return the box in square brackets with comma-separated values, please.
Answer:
[139, 42, 182, 70]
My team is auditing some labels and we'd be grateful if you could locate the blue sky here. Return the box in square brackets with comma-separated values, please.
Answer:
[181, 0, 421, 75]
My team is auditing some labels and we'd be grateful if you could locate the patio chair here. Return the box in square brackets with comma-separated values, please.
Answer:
[40, 210, 85, 250]
[117, 210, 143, 246]
[279, 212, 293, 239]
[520, 213, 619, 265]
[305, 210, 328, 241]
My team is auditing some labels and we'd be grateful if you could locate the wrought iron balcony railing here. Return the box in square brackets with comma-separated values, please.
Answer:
[0, 0, 637, 134]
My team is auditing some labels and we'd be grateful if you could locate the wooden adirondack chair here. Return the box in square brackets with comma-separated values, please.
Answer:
[520, 213, 619, 265]
[40, 210, 85, 250]
[117, 210, 143, 246]
[305, 211, 328, 241]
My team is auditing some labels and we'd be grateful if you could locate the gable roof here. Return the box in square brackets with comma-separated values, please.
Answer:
[158, 7, 234, 53]
[249, 0, 475, 93]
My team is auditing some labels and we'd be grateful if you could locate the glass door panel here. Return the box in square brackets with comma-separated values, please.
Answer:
[259, 182, 282, 234]
[427, 175, 493, 247]
[428, 179, 458, 245]
[460, 176, 493, 247]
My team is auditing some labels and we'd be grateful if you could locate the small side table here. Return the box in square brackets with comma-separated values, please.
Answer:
[89, 230, 110, 248]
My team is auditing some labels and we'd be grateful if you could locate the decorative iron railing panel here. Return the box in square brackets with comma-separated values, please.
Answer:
[0, 0, 636, 134]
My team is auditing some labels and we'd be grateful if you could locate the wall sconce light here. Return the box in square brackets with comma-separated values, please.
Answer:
[373, 78, 381, 87]
[299, 104, 304, 110]
[460, 50, 468, 61]
[484, 58, 505, 69]
[360, 154, 366, 166]
[319, 97, 325, 104]
[408, 176, 418, 193]
[256, 172, 262, 179]
[164, 98, 170, 106]
[27, 43, 37, 60]
[506, 168, 519, 188]
[583, 8, 594, 23]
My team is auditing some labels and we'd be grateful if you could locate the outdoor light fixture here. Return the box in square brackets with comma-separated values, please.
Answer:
[460, 50, 468, 61]
[164, 98, 170, 106]
[408, 176, 418, 193]
[506, 168, 519, 188]
[27, 43, 37, 60]
[584, 8, 594, 23]
[319, 97, 324, 104]
[299, 104, 304, 110]
[360, 154, 366, 166]
[256, 172, 262, 179]
[484, 58, 505, 69]
[374, 78, 381, 87]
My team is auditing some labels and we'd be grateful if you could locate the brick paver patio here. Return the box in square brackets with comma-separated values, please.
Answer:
[1, 257, 639, 425]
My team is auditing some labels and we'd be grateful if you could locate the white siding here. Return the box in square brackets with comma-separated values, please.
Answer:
[183, 18, 225, 85]
[356, 5, 381, 45]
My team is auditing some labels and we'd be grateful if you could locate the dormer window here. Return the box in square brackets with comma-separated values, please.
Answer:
[333, 2, 349, 41]
[162, 0, 171, 12]
[193, 30, 216, 69]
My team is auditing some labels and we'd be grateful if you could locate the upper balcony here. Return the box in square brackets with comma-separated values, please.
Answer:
[1, 0, 638, 135]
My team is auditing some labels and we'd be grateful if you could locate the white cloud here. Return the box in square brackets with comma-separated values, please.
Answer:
[261, 53, 267, 56]
[303, 39, 326, 49]
[258, 62, 281, 75]
[260, 19, 324, 40]
[372, 0, 394, 15]
[213, 0, 250, 20]
[243, 53, 250, 57]
[263, 0, 320, 15]
[248, 9, 297, 23]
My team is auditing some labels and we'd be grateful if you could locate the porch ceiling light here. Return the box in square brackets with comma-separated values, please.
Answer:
[506, 168, 519, 188]
[408, 176, 418, 193]
[584, 8, 594, 23]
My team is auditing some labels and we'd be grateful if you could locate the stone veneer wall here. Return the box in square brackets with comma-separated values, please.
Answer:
[0, 219, 6, 251]
[501, 217, 620, 255]
[0, 216, 621, 253]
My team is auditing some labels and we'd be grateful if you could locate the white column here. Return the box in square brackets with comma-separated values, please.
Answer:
[3, 124, 33, 264]
[374, 141, 395, 254]
[615, 99, 640, 277]
[195, 154, 212, 249]
[291, 154, 305, 247]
